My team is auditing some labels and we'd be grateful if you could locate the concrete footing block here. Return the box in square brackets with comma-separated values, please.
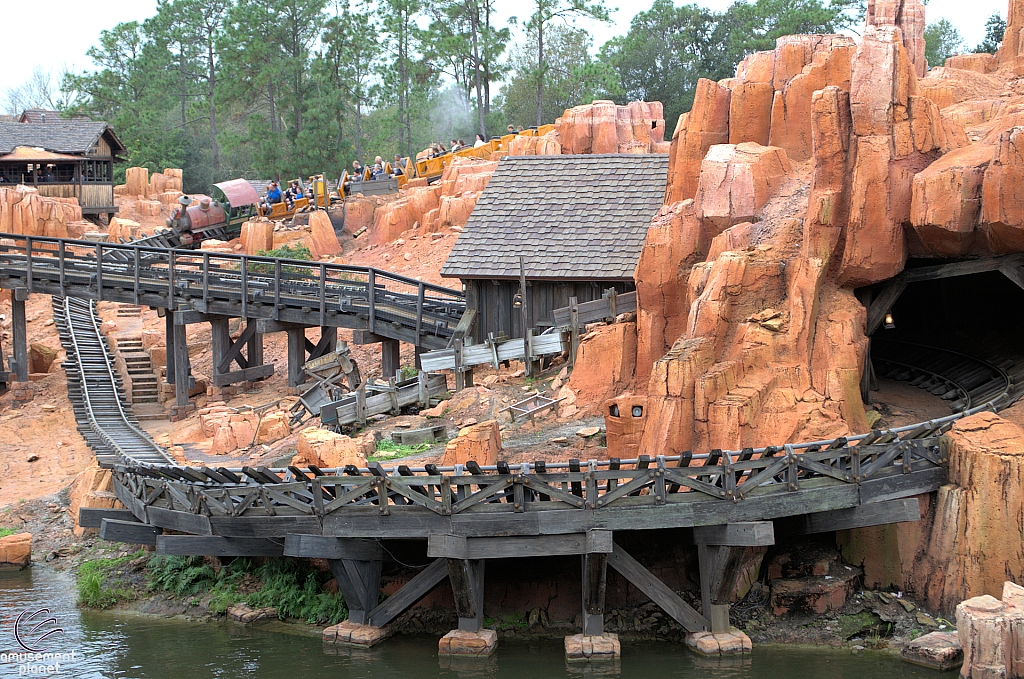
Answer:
[437, 629, 498, 656]
[685, 629, 752, 656]
[565, 633, 621, 660]
[322, 620, 391, 648]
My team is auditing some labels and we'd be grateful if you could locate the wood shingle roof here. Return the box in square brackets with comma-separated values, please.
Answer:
[441, 154, 668, 281]
[0, 121, 125, 156]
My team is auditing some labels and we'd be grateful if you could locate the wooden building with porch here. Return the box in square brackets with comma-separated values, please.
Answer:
[0, 120, 126, 220]
[440, 154, 668, 342]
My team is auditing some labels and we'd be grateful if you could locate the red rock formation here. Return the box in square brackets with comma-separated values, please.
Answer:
[67, 463, 123, 536]
[980, 126, 1024, 253]
[292, 428, 375, 469]
[370, 157, 497, 244]
[839, 413, 1024, 614]
[768, 36, 856, 161]
[729, 82, 774, 146]
[0, 186, 82, 238]
[946, 53, 998, 74]
[665, 80, 731, 203]
[508, 132, 562, 156]
[956, 582, 1024, 679]
[308, 210, 343, 258]
[566, 322, 637, 413]
[241, 220, 275, 255]
[0, 532, 31, 568]
[441, 420, 501, 466]
[555, 100, 665, 155]
[866, 0, 927, 77]
[918, 67, 1007, 111]
[633, 201, 706, 387]
[909, 144, 994, 256]
[998, 0, 1024, 74]
[695, 143, 791, 236]
[125, 166, 149, 198]
[838, 25, 951, 286]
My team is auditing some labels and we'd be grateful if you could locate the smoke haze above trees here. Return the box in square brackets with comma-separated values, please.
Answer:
[0, 0, 994, 192]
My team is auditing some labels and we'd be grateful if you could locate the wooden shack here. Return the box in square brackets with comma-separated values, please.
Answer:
[441, 154, 668, 341]
[0, 119, 126, 220]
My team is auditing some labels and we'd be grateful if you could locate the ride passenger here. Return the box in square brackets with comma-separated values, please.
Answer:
[507, 124, 514, 133]
[352, 160, 365, 180]
[392, 154, 406, 176]
[262, 181, 283, 211]
[474, 133, 487, 148]
[370, 163, 385, 180]
[284, 180, 301, 209]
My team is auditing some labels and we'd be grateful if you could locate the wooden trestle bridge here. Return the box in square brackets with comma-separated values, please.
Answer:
[1, 231, 1020, 649]
[0, 234, 467, 413]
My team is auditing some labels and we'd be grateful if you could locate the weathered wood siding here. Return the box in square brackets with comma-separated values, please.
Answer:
[35, 183, 113, 211]
[81, 184, 114, 210]
[468, 279, 634, 342]
[91, 137, 111, 157]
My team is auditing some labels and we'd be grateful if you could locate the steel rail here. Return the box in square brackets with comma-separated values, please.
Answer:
[56, 297, 171, 466]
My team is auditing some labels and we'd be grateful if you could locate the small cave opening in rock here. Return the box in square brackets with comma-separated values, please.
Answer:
[865, 265, 1024, 429]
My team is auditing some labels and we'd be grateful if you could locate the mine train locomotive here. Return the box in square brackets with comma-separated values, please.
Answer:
[166, 178, 260, 246]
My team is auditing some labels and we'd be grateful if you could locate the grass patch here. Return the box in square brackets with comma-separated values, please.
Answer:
[248, 244, 313, 274]
[246, 559, 347, 624]
[77, 550, 146, 609]
[147, 556, 347, 624]
[0, 527, 18, 538]
[370, 438, 433, 461]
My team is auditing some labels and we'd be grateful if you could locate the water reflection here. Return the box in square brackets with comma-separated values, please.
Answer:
[1, 568, 934, 679]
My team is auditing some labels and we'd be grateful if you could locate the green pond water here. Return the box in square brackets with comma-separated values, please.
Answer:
[0, 567, 949, 679]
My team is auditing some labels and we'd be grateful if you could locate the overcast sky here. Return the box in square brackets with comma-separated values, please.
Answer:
[0, 0, 1010, 92]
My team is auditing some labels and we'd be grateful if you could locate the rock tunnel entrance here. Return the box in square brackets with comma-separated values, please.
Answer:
[861, 258, 1024, 426]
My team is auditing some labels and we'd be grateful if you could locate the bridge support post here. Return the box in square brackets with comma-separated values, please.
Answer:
[172, 319, 191, 410]
[564, 551, 621, 661]
[164, 312, 176, 385]
[210, 317, 231, 386]
[382, 338, 400, 380]
[327, 557, 383, 626]
[439, 558, 496, 656]
[286, 328, 306, 388]
[247, 324, 263, 369]
[11, 289, 28, 383]
[582, 552, 608, 636]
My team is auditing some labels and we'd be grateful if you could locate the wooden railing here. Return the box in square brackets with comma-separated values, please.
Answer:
[111, 430, 950, 526]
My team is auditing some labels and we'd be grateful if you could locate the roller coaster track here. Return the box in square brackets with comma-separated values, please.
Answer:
[872, 338, 1024, 413]
[3, 230, 1018, 533]
[99, 338, 1024, 541]
[0, 233, 466, 351]
[52, 296, 172, 467]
